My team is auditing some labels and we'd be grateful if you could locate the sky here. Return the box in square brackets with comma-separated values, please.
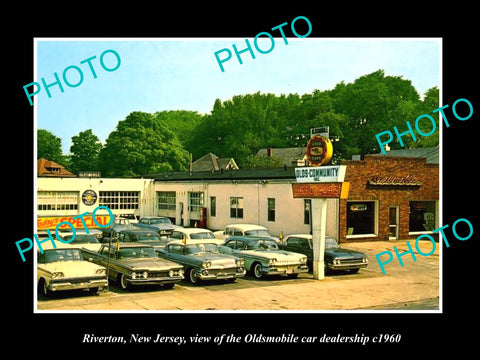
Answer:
[34, 38, 441, 154]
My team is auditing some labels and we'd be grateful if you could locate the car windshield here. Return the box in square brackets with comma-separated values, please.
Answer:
[244, 229, 270, 236]
[246, 239, 278, 250]
[185, 243, 219, 254]
[44, 249, 83, 263]
[190, 232, 215, 239]
[325, 238, 339, 249]
[117, 247, 157, 259]
[136, 234, 161, 241]
[150, 218, 172, 224]
[63, 234, 100, 244]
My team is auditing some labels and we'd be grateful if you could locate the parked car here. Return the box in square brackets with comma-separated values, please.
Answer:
[82, 243, 184, 290]
[214, 224, 279, 242]
[219, 236, 308, 279]
[37, 243, 108, 296]
[115, 229, 169, 248]
[156, 240, 246, 284]
[280, 234, 368, 273]
[133, 216, 183, 235]
[117, 214, 138, 224]
[169, 228, 224, 245]
[55, 229, 103, 252]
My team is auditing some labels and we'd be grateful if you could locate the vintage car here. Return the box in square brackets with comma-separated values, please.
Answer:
[219, 236, 308, 279]
[37, 243, 108, 296]
[213, 224, 279, 242]
[169, 228, 224, 245]
[133, 216, 183, 235]
[82, 243, 184, 290]
[156, 240, 246, 284]
[280, 234, 368, 273]
[55, 229, 103, 252]
[114, 229, 169, 248]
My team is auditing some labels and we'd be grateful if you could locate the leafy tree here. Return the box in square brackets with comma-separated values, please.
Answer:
[242, 154, 284, 169]
[37, 129, 64, 164]
[99, 112, 190, 177]
[69, 129, 103, 174]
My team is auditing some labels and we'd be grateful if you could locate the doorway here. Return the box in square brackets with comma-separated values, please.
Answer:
[389, 206, 399, 240]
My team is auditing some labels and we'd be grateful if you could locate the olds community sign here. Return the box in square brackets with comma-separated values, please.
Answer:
[295, 165, 346, 183]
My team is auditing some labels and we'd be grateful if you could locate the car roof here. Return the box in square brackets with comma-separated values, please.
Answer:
[173, 227, 213, 234]
[225, 236, 274, 242]
[284, 234, 336, 241]
[103, 243, 154, 249]
[225, 224, 268, 230]
[165, 240, 219, 246]
[119, 229, 158, 235]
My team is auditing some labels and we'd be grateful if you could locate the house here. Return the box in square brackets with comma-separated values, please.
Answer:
[37, 158, 76, 177]
[256, 147, 307, 167]
[191, 153, 239, 172]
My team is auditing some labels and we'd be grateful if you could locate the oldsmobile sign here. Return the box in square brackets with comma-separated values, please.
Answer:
[295, 165, 346, 183]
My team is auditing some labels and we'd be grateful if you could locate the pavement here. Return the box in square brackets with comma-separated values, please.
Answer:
[36, 239, 440, 312]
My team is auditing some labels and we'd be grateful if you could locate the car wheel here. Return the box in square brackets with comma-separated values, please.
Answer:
[252, 262, 263, 279]
[162, 283, 175, 290]
[188, 268, 199, 284]
[119, 274, 130, 290]
[38, 278, 50, 297]
[287, 273, 299, 279]
[89, 287, 99, 294]
[349, 268, 360, 274]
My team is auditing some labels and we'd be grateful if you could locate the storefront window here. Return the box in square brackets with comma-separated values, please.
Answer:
[409, 201, 436, 232]
[346, 201, 376, 236]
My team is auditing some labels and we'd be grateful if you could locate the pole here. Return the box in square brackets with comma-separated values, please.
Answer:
[312, 198, 327, 280]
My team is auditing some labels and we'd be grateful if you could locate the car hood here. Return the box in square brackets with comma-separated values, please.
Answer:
[118, 257, 182, 270]
[38, 261, 104, 277]
[190, 252, 238, 266]
[326, 247, 366, 259]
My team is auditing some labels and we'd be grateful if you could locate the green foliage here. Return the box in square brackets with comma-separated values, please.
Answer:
[99, 112, 191, 177]
[37, 129, 65, 164]
[69, 129, 102, 174]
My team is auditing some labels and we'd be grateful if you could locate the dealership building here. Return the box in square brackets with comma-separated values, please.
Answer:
[36, 147, 439, 243]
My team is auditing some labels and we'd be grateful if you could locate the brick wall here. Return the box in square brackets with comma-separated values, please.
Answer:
[339, 155, 439, 242]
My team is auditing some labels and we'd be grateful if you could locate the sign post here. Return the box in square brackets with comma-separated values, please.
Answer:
[311, 198, 327, 279]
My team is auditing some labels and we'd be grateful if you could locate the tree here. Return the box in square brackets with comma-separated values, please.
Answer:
[99, 112, 190, 177]
[37, 129, 64, 164]
[69, 129, 103, 174]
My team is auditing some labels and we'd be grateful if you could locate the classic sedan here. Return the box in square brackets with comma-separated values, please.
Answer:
[169, 228, 224, 245]
[219, 236, 308, 279]
[37, 244, 108, 296]
[55, 229, 103, 252]
[213, 224, 279, 242]
[82, 243, 184, 290]
[280, 234, 368, 273]
[156, 241, 246, 284]
[133, 216, 183, 235]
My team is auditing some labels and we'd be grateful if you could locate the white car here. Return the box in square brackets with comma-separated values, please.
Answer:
[37, 243, 108, 296]
[55, 229, 103, 252]
[213, 224, 279, 242]
[169, 228, 224, 245]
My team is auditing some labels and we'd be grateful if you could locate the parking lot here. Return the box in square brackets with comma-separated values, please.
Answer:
[36, 239, 440, 311]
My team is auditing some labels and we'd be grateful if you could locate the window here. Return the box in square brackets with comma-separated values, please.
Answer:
[304, 199, 311, 225]
[267, 198, 275, 222]
[37, 191, 78, 211]
[188, 192, 204, 213]
[99, 191, 139, 210]
[346, 201, 376, 236]
[409, 201, 436, 232]
[230, 197, 244, 218]
[210, 196, 216, 217]
[157, 191, 176, 210]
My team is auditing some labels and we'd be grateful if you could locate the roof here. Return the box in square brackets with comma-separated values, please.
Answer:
[371, 146, 439, 164]
[37, 158, 76, 177]
[257, 147, 307, 166]
[192, 153, 239, 171]
[225, 224, 268, 230]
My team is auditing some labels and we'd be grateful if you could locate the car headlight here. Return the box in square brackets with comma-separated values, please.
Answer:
[143, 271, 148, 278]
[362, 257, 368, 263]
[268, 258, 277, 265]
[130, 272, 137, 279]
[52, 272, 64, 279]
[95, 268, 106, 275]
[236, 259, 245, 267]
[300, 257, 307, 264]
[178, 269, 184, 277]
[333, 259, 340, 265]
[202, 261, 211, 269]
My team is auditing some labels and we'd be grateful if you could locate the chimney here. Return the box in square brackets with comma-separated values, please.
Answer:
[267, 148, 273, 157]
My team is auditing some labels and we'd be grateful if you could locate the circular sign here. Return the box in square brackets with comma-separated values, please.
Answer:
[82, 190, 98, 206]
[306, 135, 333, 166]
